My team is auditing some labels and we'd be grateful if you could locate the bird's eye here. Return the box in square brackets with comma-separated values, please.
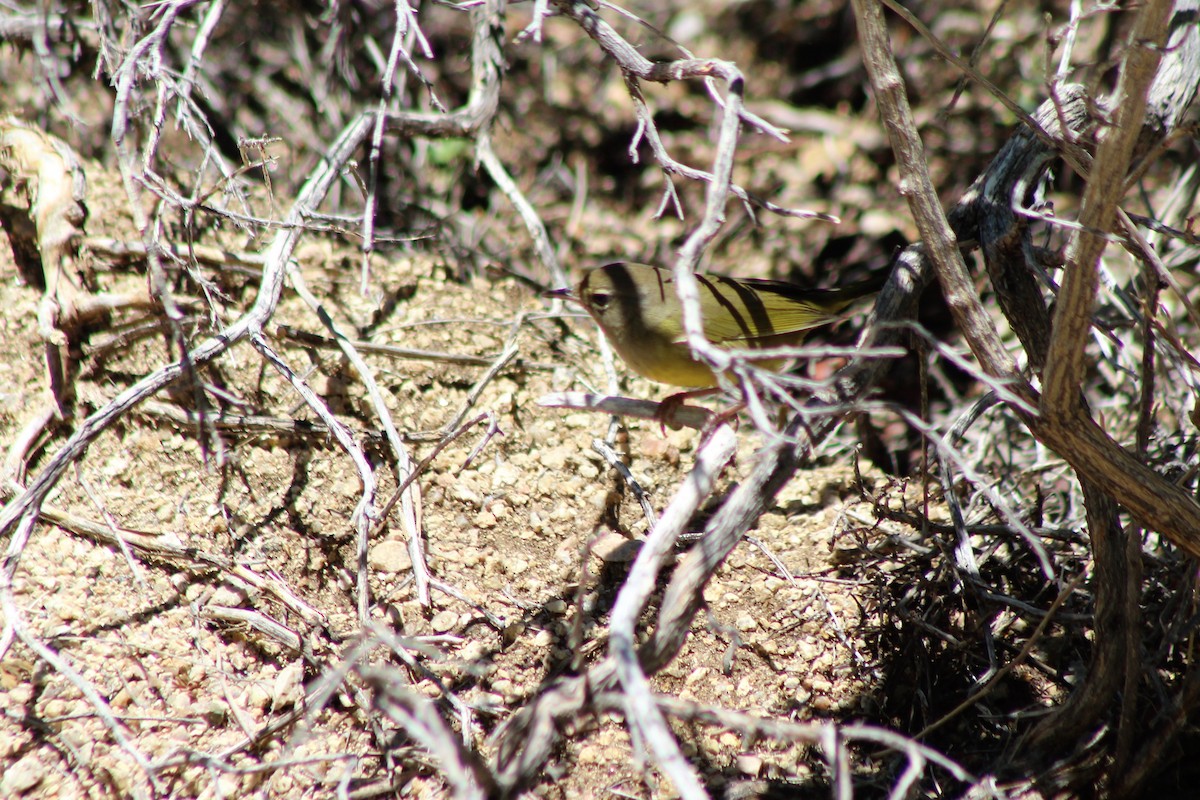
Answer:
[587, 291, 612, 311]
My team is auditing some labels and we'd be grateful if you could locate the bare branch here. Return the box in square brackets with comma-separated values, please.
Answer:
[1044, 0, 1177, 415]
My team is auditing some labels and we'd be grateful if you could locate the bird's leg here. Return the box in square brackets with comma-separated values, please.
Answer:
[695, 400, 747, 446]
[655, 388, 720, 433]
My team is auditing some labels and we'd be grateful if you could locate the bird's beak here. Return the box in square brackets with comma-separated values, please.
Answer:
[542, 286, 577, 302]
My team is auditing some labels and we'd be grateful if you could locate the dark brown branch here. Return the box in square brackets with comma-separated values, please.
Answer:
[1043, 0, 1177, 416]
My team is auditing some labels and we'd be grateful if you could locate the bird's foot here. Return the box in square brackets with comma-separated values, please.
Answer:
[655, 388, 719, 434]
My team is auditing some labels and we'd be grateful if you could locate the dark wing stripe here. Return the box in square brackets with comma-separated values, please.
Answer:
[718, 275, 777, 338]
[697, 274, 757, 340]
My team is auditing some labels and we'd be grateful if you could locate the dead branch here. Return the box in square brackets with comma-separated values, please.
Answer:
[550, 0, 840, 228]
[1043, 0, 1177, 416]
[608, 423, 737, 800]
[495, 2, 1200, 791]
[853, 0, 1200, 779]
[0, 113, 376, 569]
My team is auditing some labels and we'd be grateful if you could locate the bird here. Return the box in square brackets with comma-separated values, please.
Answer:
[548, 261, 882, 389]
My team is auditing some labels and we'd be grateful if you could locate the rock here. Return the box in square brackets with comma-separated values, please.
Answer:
[538, 447, 571, 470]
[368, 540, 412, 573]
[272, 662, 304, 708]
[735, 613, 759, 632]
[430, 610, 458, 633]
[590, 533, 640, 563]
[492, 462, 521, 488]
[736, 754, 764, 776]
[0, 753, 43, 794]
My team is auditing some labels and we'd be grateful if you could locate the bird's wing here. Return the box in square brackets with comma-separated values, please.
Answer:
[695, 276, 846, 343]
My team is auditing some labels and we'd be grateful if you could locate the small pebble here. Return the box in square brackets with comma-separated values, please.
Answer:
[430, 610, 458, 633]
[368, 540, 412, 573]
